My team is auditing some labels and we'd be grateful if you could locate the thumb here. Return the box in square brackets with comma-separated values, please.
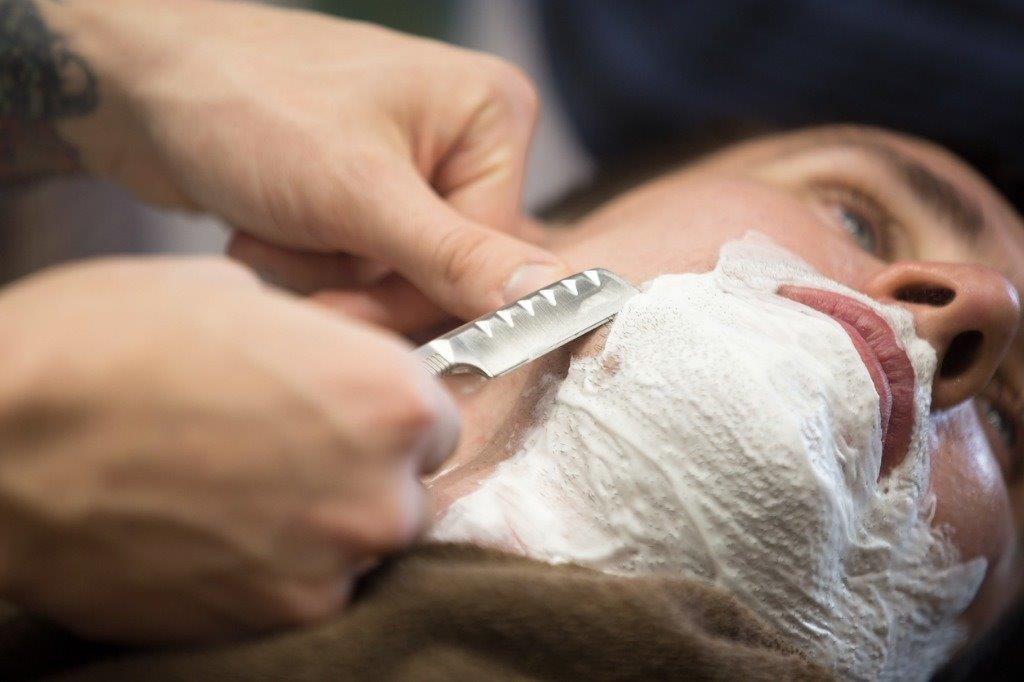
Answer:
[357, 167, 571, 320]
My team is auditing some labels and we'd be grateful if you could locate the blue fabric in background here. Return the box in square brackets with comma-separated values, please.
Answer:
[538, 0, 1024, 208]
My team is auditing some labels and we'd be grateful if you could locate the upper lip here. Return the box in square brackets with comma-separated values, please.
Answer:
[777, 286, 916, 476]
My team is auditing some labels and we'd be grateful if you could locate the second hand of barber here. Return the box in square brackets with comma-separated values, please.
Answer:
[47, 0, 570, 333]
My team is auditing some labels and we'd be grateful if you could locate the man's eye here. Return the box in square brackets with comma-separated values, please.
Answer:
[835, 204, 878, 253]
[807, 184, 888, 256]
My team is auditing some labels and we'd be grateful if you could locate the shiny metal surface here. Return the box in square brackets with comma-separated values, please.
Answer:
[415, 268, 637, 378]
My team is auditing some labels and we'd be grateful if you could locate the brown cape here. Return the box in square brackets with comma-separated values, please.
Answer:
[0, 543, 832, 681]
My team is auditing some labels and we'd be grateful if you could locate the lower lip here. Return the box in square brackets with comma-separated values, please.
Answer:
[777, 286, 915, 476]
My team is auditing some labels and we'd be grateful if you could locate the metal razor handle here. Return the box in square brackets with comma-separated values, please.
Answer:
[418, 345, 454, 376]
[415, 268, 637, 379]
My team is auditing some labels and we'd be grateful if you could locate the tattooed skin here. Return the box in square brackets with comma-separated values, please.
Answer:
[0, 0, 98, 182]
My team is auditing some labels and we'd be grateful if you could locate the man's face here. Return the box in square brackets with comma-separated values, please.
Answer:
[553, 125, 1023, 635]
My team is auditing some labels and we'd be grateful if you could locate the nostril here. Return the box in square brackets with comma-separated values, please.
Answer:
[895, 284, 956, 307]
[939, 330, 983, 378]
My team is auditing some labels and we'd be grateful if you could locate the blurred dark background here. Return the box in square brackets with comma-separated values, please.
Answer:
[311, 0, 457, 39]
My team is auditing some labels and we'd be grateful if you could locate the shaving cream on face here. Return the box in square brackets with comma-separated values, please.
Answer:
[430, 235, 986, 681]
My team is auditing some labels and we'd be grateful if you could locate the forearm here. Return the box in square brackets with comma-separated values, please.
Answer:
[0, 0, 98, 183]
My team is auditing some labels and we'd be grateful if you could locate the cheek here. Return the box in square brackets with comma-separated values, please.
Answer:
[562, 175, 879, 287]
[931, 405, 1012, 563]
[930, 404, 1016, 633]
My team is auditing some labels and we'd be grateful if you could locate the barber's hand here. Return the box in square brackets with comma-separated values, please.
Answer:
[49, 0, 568, 332]
[0, 258, 458, 643]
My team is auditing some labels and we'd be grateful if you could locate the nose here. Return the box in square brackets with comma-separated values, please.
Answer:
[864, 262, 1020, 410]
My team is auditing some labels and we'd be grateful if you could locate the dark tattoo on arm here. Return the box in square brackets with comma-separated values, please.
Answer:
[1, 0, 98, 183]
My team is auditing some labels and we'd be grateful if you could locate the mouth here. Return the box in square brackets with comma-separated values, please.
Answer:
[778, 286, 915, 476]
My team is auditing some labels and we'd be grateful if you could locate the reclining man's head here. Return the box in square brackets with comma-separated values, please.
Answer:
[425, 125, 1023, 681]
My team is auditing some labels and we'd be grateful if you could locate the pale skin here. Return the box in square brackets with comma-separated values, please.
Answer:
[427, 126, 1024, 648]
[0, 0, 562, 643]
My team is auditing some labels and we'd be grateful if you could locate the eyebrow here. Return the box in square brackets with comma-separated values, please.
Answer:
[786, 132, 987, 240]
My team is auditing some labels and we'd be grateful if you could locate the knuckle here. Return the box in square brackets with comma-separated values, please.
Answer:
[485, 59, 540, 119]
[271, 580, 351, 626]
[349, 352, 458, 467]
[433, 227, 492, 294]
[345, 352, 442, 444]
[385, 378, 445, 448]
[369, 495, 424, 552]
[310, 493, 423, 558]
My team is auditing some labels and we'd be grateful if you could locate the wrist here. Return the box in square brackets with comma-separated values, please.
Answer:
[38, 0, 211, 176]
[38, 0, 149, 174]
[44, 0, 201, 99]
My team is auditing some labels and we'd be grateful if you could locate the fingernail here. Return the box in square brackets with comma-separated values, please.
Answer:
[503, 263, 567, 304]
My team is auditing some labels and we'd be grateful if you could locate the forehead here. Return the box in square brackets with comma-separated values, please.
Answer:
[762, 129, 1016, 223]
